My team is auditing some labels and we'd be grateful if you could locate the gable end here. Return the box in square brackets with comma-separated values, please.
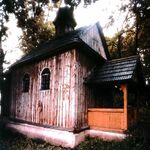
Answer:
[79, 22, 110, 60]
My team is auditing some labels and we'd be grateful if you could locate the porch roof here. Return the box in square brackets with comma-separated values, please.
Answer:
[85, 55, 141, 84]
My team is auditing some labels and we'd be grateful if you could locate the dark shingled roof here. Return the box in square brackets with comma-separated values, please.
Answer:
[12, 27, 83, 67]
[85, 55, 140, 84]
[10, 23, 110, 69]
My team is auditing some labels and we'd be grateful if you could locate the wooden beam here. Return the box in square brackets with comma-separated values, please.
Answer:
[121, 84, 128, 130]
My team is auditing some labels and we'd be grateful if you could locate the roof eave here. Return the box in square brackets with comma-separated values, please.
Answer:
[96, 22, 111, 60]
[84, 78, 137, 86]
[9, 39, 104, 71]
[9, 39, 80, 70]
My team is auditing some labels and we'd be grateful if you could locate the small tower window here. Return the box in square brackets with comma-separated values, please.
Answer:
[22, 74, 30, 92]
[41, 68, 50, 90]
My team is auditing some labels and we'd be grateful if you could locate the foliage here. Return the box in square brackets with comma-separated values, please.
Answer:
[124, 0, 150, 84]
[0, 0, 8, 89]
[1, 0, 56, 53]
[138, 48, 150, 83]
[0, 0, 98, 53]
[19, 14, 55, 53]
[106, 28, 136, 59]
[106, 34, 118, 59]
[1, 0, 149, 81]
[106, 0, 150, 83]
[129, 0, 150, 48]
[0, 47, 4, 90]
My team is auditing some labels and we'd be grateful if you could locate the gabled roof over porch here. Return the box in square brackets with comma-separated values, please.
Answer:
[85, 55, 144, 86]
[87, 55, 145, 132]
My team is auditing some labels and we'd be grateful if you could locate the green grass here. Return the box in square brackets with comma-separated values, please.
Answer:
[0, 130, 68, 150]
[0, 123, 150, 150]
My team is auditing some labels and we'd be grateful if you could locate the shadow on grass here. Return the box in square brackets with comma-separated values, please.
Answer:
[0, 122, 150, 150]
[76, 122, 150, 150]
[0, 127, 70, 150]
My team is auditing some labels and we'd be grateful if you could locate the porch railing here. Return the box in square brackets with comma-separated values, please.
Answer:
[88, 108, 125, 132]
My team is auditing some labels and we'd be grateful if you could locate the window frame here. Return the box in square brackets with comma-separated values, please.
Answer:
[22, 73, 30, 93]
[41, 68, 50, 90]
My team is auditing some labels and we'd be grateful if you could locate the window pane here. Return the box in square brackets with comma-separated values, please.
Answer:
[41, 68, 50, 90]
[23, 74, 30, 92]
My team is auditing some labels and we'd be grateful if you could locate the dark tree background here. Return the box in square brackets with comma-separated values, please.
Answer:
[106, 0, 150, 85]
[0, 0, 150, 87]
[0, 0, 98, 53]
[0, 0, 97, 91]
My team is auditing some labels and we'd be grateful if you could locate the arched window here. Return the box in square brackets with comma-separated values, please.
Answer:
[22, 74, 30, 92]
[41, 68, 50, 90]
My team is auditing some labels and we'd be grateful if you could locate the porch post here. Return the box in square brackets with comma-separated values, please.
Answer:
[121, 84, 128, 130]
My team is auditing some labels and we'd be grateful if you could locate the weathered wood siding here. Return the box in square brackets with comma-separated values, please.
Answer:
[10, 49, 78, 129]
[74, 51, 96, 130]
[10, 49, 97, 131]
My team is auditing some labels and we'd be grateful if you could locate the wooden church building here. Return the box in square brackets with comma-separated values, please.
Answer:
[1, 7, 144, 148]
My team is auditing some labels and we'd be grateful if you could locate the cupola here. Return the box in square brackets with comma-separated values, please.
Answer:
[53, 6, 77, 36]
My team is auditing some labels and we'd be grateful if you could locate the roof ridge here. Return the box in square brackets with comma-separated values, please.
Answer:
[108, 55, 139, 63]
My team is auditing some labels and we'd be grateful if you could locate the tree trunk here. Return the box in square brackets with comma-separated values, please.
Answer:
[0, 39, 4, 115]
[117, 34, 122, 58]
[134, 19, 139, 54]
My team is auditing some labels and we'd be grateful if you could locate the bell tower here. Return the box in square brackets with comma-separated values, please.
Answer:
[53, 6, 77, 36]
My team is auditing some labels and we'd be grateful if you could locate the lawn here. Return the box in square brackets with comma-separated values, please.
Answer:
[0, 122, 150, 150]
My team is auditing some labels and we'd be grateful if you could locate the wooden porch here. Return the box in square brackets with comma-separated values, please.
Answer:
[88, 108, 124, 132]
[88, 84, 138, 132]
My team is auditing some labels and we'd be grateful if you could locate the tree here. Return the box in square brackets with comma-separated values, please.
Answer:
[19, 12, 55, 53]
[107, 0, 150, 84]
[0, 0, 99, 91]
[1, 0, 98, 53]
[130, 0, 150, 48]
[1, 0, 149, 82]
[0, 0, 8, 94]
[106, 34, 119, 59]
[128, 0, 150, 84]
[4, 0, 56, 53]
[106, 28, 136, 59]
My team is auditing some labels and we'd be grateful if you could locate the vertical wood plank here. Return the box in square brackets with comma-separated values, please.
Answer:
[9, 48, 96, 131]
